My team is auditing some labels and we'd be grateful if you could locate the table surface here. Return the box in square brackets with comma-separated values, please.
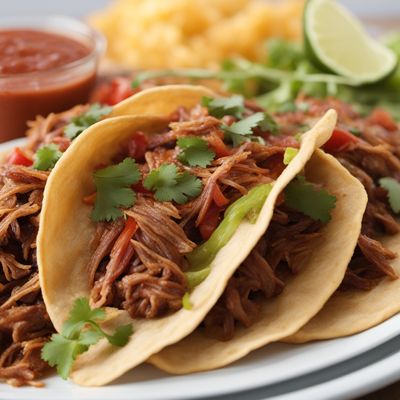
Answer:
[1, 1, 400, 399]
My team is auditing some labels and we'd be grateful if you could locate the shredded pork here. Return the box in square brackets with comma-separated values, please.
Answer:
[275, 96, 400, 290]
[0, 108, 83, 386]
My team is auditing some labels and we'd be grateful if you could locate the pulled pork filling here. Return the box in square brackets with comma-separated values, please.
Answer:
[204, 207, 322, 341]
[274, 96, 400, 290]
[87, 104, 326, 342]
[0, 107, 84, 386]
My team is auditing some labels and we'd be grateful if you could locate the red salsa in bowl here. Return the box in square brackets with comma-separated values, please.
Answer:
[0, 16, 105, 142]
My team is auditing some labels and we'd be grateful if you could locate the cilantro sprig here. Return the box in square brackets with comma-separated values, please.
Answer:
[41, 298, 133, 379]
[284, 176, 336, 223]
[65, 104, 112, 140]
[222, 112, 278, 146]
[144, 164, 202, 204]
[379, 177, 400, 214]
[33, 144, 62, 171]
[92, 158, 140, 222]
[177, 136, 215, 167]
[201, 95, 244, 118]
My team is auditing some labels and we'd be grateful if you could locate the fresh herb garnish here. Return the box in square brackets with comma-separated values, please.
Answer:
[177, 136, 215, 167]
[222, 112, 277, 146]
[201, 95, 245, 118]
[379, 177, 400, 213]
[65, 104, 112, 140]
[33, 144, 62, 171]
[182, 292, 193, 310]
[41, 298, 133, 379]
[284, 176, 336, 223]
[283, 147, 299, 165]
[91, 158, 140, 222]
[144, 164, 202, 204]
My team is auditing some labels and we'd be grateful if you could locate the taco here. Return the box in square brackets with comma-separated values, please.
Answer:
[0, 104, 113, 387]
[38, 86, 366, 384]
[276, 98, 400, 342]
[115, 86, 400, 343]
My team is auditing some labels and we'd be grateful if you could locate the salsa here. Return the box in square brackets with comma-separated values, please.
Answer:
[0, 30, 91, 74]
[0, 28, 99, 142]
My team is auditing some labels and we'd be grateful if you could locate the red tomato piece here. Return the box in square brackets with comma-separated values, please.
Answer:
[8, 147, 33, 166]
[323, 128, 358, 153]
[128, 131, 148, 161]
[369, 108, 398, 132]
[107, 77, 137, 106]
[199, 204, 221, 240]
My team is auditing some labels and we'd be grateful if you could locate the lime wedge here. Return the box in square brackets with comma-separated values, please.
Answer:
[304, 0, 397, 84]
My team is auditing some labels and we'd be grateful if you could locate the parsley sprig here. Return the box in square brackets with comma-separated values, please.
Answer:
[92, 158, 140, 222]
[284, 176, 336, 223]
[65, 104, 112, 140]
[33, 144, 62, 171]
[144, 164, 202, 204]
[177, 136, 215, 167]
[41, 298, 133, 379]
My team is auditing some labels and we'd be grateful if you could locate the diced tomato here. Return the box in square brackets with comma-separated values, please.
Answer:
[212, 184, 229, 207]
[8, 147, 33, 166]
[128, 131, 148, 161]
[91, 77, 138, 106]
[207, 135, 231, 158]
[107, 77, 137, 106]
[83, 192, 96, 205]
[199, 204, 221, 240]
[369, 108, 398, 132]
[323, 128, 358, 153]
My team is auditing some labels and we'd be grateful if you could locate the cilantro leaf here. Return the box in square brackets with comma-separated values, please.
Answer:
[33, 144, 62, 171]
[379, 177, 400, 213]
[283, 147, 299, 165]
[284, 176, 336, 223]
[177, 136, 215, 167]
[41, 298, 133, 380]
[62, 297, 105, 338]
[201, 95, 245, 118]
[92, 158, 140, 222]
[144, 164, 202, 204]
[105, 324, 133, 347]
[182, 292, 193, 310]
[42, 334, 87, 379]
[222, 112, 278, 146]
[258, 113, 279, 135]
[65, 104, 112, 140]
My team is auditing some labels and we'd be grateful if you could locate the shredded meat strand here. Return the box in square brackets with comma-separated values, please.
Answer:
[0, 107, 83, 386]
[204, 207, 322, 341]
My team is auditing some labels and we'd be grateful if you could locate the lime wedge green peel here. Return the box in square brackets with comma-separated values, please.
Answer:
[304, 0, 397, 84]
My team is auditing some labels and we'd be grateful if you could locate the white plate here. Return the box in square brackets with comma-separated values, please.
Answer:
[1, 136, 400, 400]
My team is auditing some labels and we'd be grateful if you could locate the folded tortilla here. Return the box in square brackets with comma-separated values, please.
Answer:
[38, 86, 366, 383]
